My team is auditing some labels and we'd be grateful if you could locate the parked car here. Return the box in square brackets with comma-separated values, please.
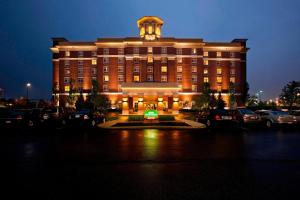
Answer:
[255, 110, 297, 128]
[289, 110, 300, 124]
[69, 109, 105, 127]
[195, 109, 239, 128]
[0, 108, 24, 128]
[233, 108, 262, 126]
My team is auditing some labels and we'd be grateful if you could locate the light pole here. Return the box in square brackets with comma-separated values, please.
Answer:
[258, 90, 263, 102]
[26, 83, 31, 100]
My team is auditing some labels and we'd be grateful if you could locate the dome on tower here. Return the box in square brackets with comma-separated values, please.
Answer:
[137, 16, 164, 40]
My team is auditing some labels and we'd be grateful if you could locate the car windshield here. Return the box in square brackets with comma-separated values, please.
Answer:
[239, 109, 255, 115]
[271, 111, 288, 115]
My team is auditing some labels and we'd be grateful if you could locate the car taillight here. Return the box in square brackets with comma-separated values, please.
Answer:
[83, 115, 89, 120]
[215, 115, 220, 120]
[16, 115, 23, 120]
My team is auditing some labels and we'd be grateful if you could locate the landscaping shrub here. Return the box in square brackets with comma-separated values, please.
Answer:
[128, 115, 144, 121]
[159, 115, 175, 121]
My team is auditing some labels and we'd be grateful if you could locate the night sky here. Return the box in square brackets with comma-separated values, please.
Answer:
[1, 0, 300, 100]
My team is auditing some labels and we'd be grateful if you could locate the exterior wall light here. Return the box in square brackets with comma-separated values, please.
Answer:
[122, 97, 128, 102]
[158, 97, 163, 102]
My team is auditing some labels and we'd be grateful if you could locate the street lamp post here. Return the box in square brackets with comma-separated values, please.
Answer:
[26, 83, 31, 100]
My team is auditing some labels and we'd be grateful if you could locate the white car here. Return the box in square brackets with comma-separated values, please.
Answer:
[255, 110, 297, 128]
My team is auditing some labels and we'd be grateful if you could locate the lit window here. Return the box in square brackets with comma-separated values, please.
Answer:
[118, 66, 124, 73]
[103, 66, 109, 73]
[133, 58, 139, 64]
[92, 59, 97, 65]
[203, 60, 209, 65]
[118, 48, 124, 55]
[147, 66, 153, 73]
[133, 47, 139, 54]
[118, 75, 124, 82]
[217, 68, 222, 75]
[134, 75, 140, 82]
[177, 57, 182, 63]
[230, 77, 236, 83]
[177, 48, 182, 55]
[192, 75, 197, 83]
[192, 58, 197, 64]
[64, 69, 70, 75]
[103, 48, 109, 55]
[118, 57, 124, 64]
[177, 66, 182, 73]
[103, 85, 108, 91]
[161, 57, 167, 63]
[148, 25, 153, 34]
[161, 47, 167, 54]
[177, 74, 182, 82]
[64, 86, 70, 92]
[148, 56, 153, 63]
[118, 84, 122, 92]
[103, 75, 109, 82]
[92, 51, 97, 57]
[217, 52, 222, 57]
[103, 57, 109, 64]
[217, 85, 222, 92]
[77, 78, 83, 84]
[91, 68, 97, 75]
[192, 66, 197, 73]
[203, 51, 208, 57]
[161, 66, 167, 73]
[204, 77, 209, 83]
[230, 68, 235, 75]
[192, 48, 197, 54]
[147, 75, 153, 81]
[217, 77, 222, 83]
[230, 52, 235, 58]
[148, 47, 153, 53]
[192, 85, 197, 92]
[78, 51, 84, 57]
[92, 77, 97, 81]
[161, 75, 167, 82]
[65, 51, 70, 57]
[203, 69, 208, 75]
[64, 77, 70, 84]
[134, 66, 139, 73]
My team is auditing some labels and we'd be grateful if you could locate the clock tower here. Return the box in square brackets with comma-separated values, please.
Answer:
[137, 16, 164, 40]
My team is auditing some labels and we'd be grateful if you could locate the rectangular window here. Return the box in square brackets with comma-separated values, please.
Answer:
[133, 47, 139, 54]
[103, 66, 109, 73]
[77, 78, 83, 84]
[92, 51, 97, 57]
[192, 58, 197, 64]
[217, 52, 222, 57]
[216, 61, 221, 66]
[92, 59, 97, 65]
[203, 60, 208, 65]
[64, 85, 70, 92]
[192, 48, 197, 54]
[161, 75, 167, 82]
[118, 84, 122, 92]
[230, 68, 236, 75]
[161, 66, 167, 73]
[192, 85, 197, 92]
[176, 48, 182, 55]
[134, 66, 139, 73]
[64, 77, 70, 84]
[78, 67, 83, 75]
[230, 52, 235, 58]
[103, 57, 109, 64]
[78, 51, 84, 57]
[134, 75, 140, 82]
[204, 77, 209, 83]
[147, 66, 153, 73]
[103, 75, 109, 82]
[217, 68, 222, 75]
[64, 60, 70, 67]
[148, 47, 152, 53]
[103, 48, 109, 55]
[161, 47, 167, 54]
[92, 77, 97, 81]
[203, 69, 208, 75]
[203, 51, 208, 57]
[118, 66, 124, 73]
[217, 85, 222, 92]
[103, 85, 108, 92]
[118, 48, 124, 55]
[192, 75, 197, 83]
[64, 69, 70, 75]
[147, 75, 153, 81]
[217, 77, 222, 83]
[78, 60, 83, 66]
[231, 61, 235, 67]
[177, 66, 182, 73]
[148, 56, 153, 63]
[118, 75, 124, 82]
[177, 74, 182, 82]
[230, 77, 236, 83]
[118, 57, 124, 64]
[91, 68, 97, 75]
[177, 57, 182, 63]
[133, 58, 139, 64]
[65, 51, 70, 57]
[192, 66, 197, 73]
[161, 57, 167, 63]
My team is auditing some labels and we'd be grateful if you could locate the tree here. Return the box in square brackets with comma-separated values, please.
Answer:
[75, 92, 85, 111]
[192, 83, 211, 110]
[246, 95, 258, 107]
[228, 81, 237, 109]
[209, 92, 217, 109]
[90, 80, 109, 111]
[66, 79, 77, 107]
[279, 81, 300, 109]
[217, 92, 226, 109]
[241, 82, 250, 105]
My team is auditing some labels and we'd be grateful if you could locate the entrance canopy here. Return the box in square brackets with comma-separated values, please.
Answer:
[121, 82, 181, 96]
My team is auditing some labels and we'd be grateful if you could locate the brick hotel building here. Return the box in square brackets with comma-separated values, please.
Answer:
[51, 16, 248, 114]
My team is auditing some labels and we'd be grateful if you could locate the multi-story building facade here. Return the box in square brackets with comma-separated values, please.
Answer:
[51, 16, 248, 114]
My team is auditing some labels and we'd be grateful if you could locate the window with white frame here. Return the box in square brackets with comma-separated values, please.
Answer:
[134, 66, 139, 73]
[78, 51, 84, 57]
[77, 78, 83, 84]
[176, 48, 182, 55]
[203, 68, 208, 75]
[92, 77, 97, 81]
[103, 48, 109, 55]
[192, 85, 197, 92]
[103, 57, 109, 64]
[103, 85, 108, 91]
[103, 75, 109, 82]
[64, 69, 70, 75]
[231, 61, 235, 67]
[91, 67, 97, 75]
[230, 68, 236, 75]
[192, 66, 197, 73]
[78, 60, 83, 66]
[203, 60, 209, 65]
[65, 51, 70, 57]
[177, 57, 182, 63]
[147, 56, 153, 63]
[92, 51, 97, 57]
[203, 51, 208, 57]
[161, 57, 167, 63]
[177, 66, 182, 73]
[217, 52, 222, 57]
[64, 77, 70, 84]
[118, 84, 122, 92]
[216, 61, 221, 66]
[118, 66, 124, 73]
[148, 47, 153, 53]
[161, 47, 167, 54]
[204, 77, 209, 83]
[133, 47, 139, 54]
[78, 67, 83, 75]
[64, 60, 70, 67]
[118, 57, 124, 64]
[192, 75, 197, 83]
[192, 48, 197, 55]
[177, 74, 182, 82]
[161, 66, 167, 73]
[230, 52, 235, 58]
[192, 58, 197, 64]
[230, 77, 236, 83]
[147, 75, 153, 81]
[133, 58, 139, 64]
[103, 66, 109, 73]
[217, 77, 222, 83]
[118, 48, 124, 55]
[92, 59, 97, 65]
[147, 66, 153, 73]
[161, 75, 167, 82]
[217, 68, 222, 75]
[118, 75, 124, 82]
[217, 85, 222, 92]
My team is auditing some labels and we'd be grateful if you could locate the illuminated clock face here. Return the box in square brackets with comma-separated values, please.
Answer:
[145, 34, 156, 41]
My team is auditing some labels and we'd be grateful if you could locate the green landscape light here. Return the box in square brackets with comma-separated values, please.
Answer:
[144, 110, 158, 119]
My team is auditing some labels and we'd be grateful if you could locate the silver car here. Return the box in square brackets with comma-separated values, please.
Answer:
[289, 110, 300, 124]
[255, 110, 297, 128]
